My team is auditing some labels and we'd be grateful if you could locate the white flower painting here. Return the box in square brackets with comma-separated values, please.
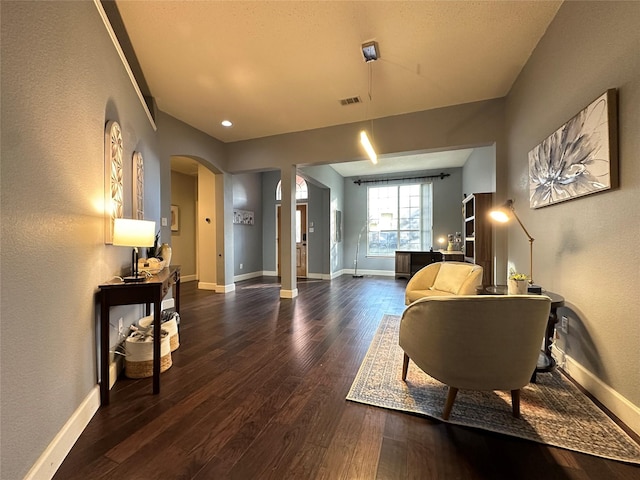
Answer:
[529, 89, 617, 208]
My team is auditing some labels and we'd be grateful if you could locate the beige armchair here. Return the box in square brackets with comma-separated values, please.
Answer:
[399, 295, 551, 419]
[405, 261, 483, 305]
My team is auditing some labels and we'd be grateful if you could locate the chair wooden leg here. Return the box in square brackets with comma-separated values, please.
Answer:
[511, 389, 521, 418]
[401, 353, 410, 381]
[443, 387, 458, 420]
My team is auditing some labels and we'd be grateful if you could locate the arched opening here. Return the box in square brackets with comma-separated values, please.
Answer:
[275, 175, 309, 278]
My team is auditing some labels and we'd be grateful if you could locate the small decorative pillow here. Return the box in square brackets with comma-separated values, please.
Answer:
[431, 263, 473, 294]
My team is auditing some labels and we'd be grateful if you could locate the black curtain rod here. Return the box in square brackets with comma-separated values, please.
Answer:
[353, 172, 450, 186]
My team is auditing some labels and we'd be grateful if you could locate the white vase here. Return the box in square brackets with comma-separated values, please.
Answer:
[160, 243, 172, 267]
[508, 279, 528, 295]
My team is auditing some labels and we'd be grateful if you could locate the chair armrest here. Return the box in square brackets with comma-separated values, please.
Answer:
[457, 265, 484, 295]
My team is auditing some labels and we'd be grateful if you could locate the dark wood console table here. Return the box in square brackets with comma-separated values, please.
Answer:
[395, 251, 443, 279]
[98, 265, 181, 406]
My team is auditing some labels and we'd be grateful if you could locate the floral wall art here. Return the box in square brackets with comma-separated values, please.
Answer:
[133, 151, 144, 220]
[528, 89, 618, 208]
[104, 120, 123, 243]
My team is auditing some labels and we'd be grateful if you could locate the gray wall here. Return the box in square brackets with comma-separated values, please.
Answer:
[171, 171, 197, 278]
[5, 3, 638, 478]
[300, 164, 346, 275]
[462, 145, 496, 196]
[233, 172, 263, 275]
[1, 2, 161, 478]
[505, 2, 640, 420]
[259, 171, 330, 277]
[227, 99, 506, 177]
[343, 168, 464, 273]
[261, 171, 280, 272]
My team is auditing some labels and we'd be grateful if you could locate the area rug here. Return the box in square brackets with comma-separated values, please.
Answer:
[347, 314, 640, 464]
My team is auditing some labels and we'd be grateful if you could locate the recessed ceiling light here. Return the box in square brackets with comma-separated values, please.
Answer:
[221, 120, 233, 127]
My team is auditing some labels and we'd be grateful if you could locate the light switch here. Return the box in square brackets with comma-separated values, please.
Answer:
[161, 217, 168, 227]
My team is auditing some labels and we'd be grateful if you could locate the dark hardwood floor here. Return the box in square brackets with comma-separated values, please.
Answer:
[54, 276, 638, 479]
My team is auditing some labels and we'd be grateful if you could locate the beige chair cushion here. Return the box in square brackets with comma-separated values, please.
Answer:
[431, 262, 476, 294]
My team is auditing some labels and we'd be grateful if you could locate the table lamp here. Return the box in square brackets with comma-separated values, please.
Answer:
[113, 218, 156, 282]
[489, 199, 535, 285]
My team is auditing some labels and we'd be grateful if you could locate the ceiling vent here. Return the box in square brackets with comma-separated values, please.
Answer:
[340, 96, 362, 106]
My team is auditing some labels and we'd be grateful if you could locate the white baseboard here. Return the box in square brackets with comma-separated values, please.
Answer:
[198, 281, 236, 293]
[328, 269, 345, 280]
[280, 288, 298, 299]
[552, 345, 640, 436]
[180, 274, 197, 283]
[24, 386, 100, 480]
[263, 270, 278, 277]
[215, 283, 236, 293]
[234, 271, 264, 282]
[345, 268, 395, 277]
[109, 356, 123, 389]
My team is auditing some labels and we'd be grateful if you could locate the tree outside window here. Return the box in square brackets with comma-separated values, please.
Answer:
[367, 183, 432, 256]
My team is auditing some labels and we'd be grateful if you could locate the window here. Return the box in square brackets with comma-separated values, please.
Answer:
[276, 175, 308, 201]
[367, 183, 433, 256]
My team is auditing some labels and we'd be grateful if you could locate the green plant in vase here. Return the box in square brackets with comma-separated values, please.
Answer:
[508, 268, 529, 294]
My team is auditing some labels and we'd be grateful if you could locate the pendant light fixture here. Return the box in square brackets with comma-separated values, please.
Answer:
[360, 41, 379, 165]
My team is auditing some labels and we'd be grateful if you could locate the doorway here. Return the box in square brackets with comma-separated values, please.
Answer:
[277, 203, 307, 278]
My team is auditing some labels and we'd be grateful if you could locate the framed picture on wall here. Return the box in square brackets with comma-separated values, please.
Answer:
[171, 205, 179, 232]
[528, 89, 618, 208]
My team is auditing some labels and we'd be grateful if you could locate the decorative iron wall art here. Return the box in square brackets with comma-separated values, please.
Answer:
[233, 209, 254, 225]
[105, 120, 123, 243]
[133, 151, 144, 220]
[528, 89, 618, 208]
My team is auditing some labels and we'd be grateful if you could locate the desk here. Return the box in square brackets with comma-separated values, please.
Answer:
[98, 265, 180, 406]
[439, 250, 465, 262]
[395, 251, 443, 279]
[481, 285, 564, 382]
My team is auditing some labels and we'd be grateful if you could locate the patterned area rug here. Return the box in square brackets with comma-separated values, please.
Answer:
[347, 314, 640, 464]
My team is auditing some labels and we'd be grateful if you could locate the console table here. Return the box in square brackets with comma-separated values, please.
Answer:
[395, 251, 443, 279]
[98, 265, 181, 406]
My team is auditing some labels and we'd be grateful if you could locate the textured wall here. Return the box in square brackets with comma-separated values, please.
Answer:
[505, 1, 640, 419]
[232, 173, 263, 275]
[171, 171, 197, 277]
[0, 2, 160, 478]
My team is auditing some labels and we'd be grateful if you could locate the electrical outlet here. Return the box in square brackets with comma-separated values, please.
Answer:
[118, 317, 124, 336]
[561, 315, 568, 334]
[239, 263, 243, 270]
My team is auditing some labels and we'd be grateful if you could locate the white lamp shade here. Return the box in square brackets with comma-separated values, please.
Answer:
[113, 219, 155, 247]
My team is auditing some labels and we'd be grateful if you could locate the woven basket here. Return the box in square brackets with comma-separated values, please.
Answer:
[139, 314, 180, 352]
[124, 331, 172, 379]
[163, 318, 180, 352]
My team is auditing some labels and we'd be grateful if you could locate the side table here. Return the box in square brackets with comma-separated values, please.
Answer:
[480, 285, 565, 382]
[98, 265, 180, 406]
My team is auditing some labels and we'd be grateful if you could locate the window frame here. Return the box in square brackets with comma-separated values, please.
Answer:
[365, 183, 433, 257]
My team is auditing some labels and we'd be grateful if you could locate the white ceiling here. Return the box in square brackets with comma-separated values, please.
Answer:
[115, 1, 562, 145]
[329, 148, 474, 177]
